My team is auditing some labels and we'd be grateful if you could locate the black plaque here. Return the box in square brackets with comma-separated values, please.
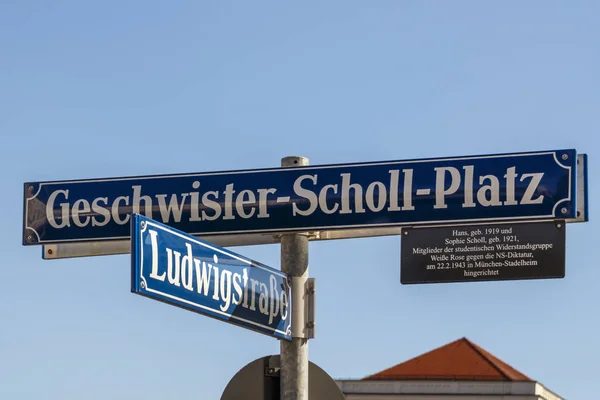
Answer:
[400, 221, 566, 284]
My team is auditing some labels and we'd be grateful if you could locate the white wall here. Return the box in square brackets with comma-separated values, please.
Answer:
[336, 380, 563, 400]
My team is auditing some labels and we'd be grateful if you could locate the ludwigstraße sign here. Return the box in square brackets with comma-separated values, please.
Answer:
[400, 221, 566, 284]
[131, 214, 292, 340]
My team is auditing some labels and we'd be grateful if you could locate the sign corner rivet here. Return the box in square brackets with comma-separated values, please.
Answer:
[561, 207, 568, 214]
[562, 154, 568, 160]
[140, 281, 146, 289]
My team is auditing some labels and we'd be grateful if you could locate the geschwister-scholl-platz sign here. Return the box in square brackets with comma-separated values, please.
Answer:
[24, 149, 581, 245]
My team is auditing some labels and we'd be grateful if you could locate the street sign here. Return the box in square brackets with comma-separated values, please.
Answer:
[400, 220, 566, 284]
[24, 149, 581, 247]
[220, 355, 345, 400]
[130, 214, 292, 340]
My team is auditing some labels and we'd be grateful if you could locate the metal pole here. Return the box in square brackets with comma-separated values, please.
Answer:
[280, 156, 310, 400]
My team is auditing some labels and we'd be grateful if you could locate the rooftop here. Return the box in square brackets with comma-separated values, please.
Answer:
[362, 337, 532, 382]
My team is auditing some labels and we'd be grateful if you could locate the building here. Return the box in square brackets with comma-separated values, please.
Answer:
[336, 337, 563, 400]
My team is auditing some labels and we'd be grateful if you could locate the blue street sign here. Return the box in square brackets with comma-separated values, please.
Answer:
[24, 149, 580, 245]
[130, 214, 292, 340]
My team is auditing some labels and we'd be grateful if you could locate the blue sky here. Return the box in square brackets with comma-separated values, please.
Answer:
[1, 1, 598, 399]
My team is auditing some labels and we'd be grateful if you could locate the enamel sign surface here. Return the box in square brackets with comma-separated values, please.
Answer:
[24, 149, 578, 245]
[130, 214, 292, 340]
